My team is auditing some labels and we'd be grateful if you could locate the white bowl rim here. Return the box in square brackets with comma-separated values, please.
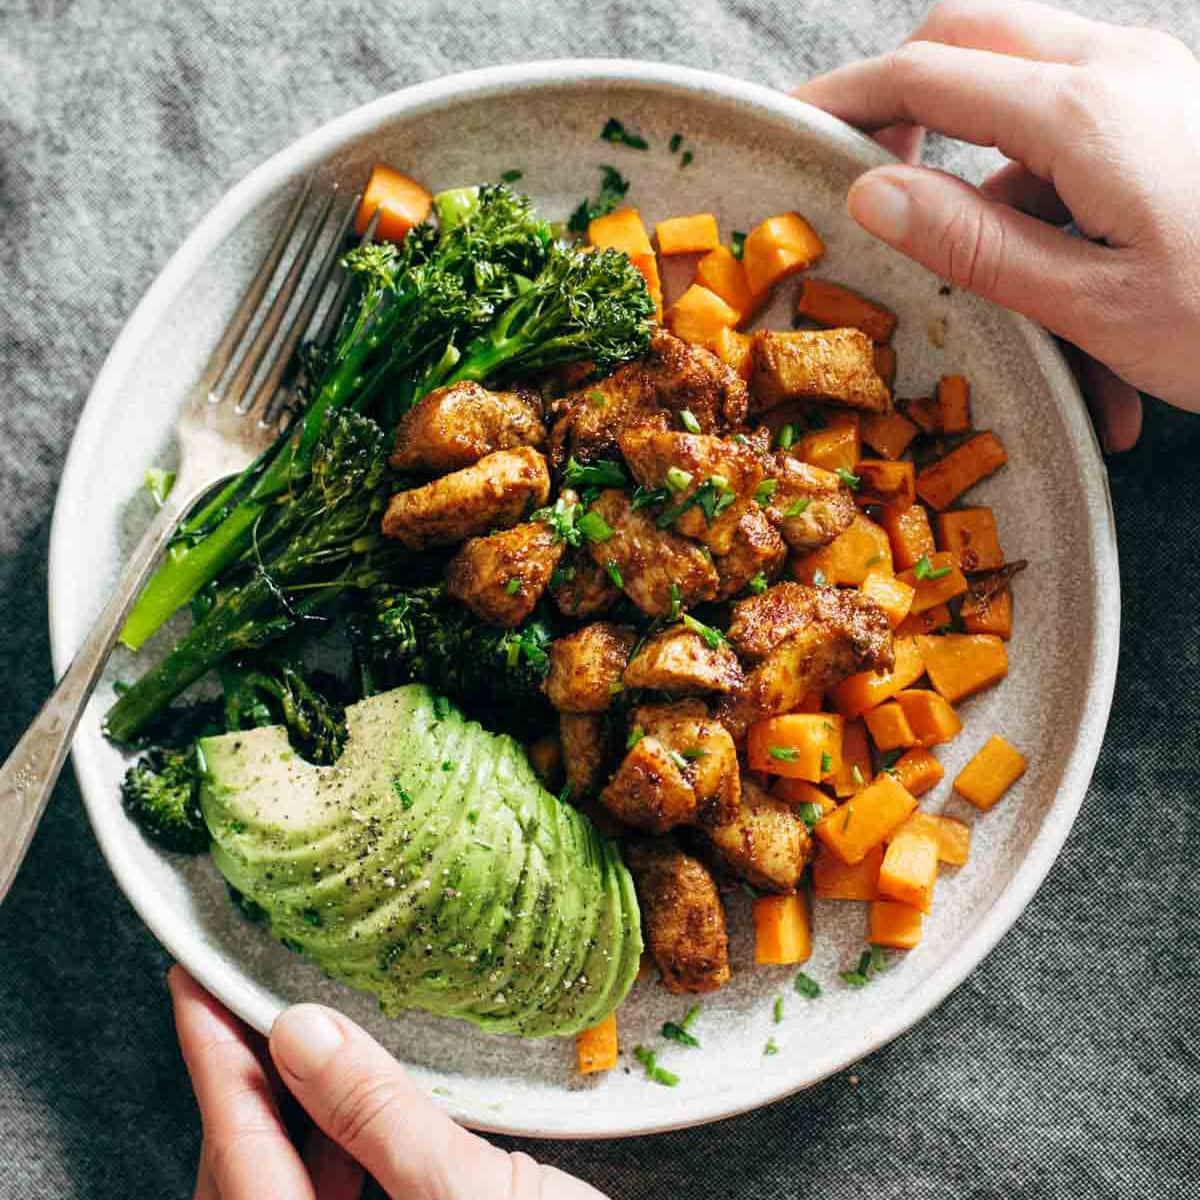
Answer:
[48, 58, 1120, 1139]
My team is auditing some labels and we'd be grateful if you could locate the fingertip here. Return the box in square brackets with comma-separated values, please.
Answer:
[270, 1003, 346, 1083]
[847, 166, 915, 244]
[1102, 390, 1143, 454]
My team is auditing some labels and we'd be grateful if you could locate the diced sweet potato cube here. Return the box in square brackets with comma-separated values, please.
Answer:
[814, 772, 917, 864]
[916, 432, 1009, 510]
[903, 395, 941, 434]
[861, 410, 918, 460]
[812, 843, 883, 901]
[936, 374, 971, 433]
[878, 826, 939, 911]
[656, 212, 720, 255]
[666, 284, 739, 347]
[894, 689, 962, 747]
[742, 212, 825, 295]
[829, 637, 925, 719]
[869, 899, 923, 949]
[898, 551, 968, 613]
[887, 748, 944, 796]
[772, 777, 838, 815]
[795, 278, 897, 342]
[894, 811, 971, 866]
[962, 587, 1013, 639]
[832, 719, 871, 798]
[710, 325, 754, 380]
[631, 251, 663, 321]
[881, 503, 936, 571]
[794, 411, 861, 473]
[696, 245, 761, 324]
[860, 570, 916, 630]
[954, 734, 1027, 810]
[857, 460, 916, 511]
[873, 343, 897, 390]
[916, 634, 1009, 703]
[864, 701, 917, 752]
[935, 507, 1003, 571]
[896, 602, 951, 639]
[576, 1013, 619, 1074]
[356, 164, 433, 241]
[588, 206, 654, 256]
[747, 713, 844, 782]
[793, 513, 891, 587]
[753, 892, 812, 964]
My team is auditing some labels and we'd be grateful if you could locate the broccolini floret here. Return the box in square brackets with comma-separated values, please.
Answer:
[120, 745, 209, 854]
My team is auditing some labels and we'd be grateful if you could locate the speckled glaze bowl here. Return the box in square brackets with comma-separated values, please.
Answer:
[49, 61, 1119, 1139]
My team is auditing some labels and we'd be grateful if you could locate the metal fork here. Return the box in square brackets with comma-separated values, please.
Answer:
[0, 175, 371, 904]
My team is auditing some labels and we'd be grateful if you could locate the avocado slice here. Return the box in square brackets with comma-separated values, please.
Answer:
[200, 685, 641, 1037]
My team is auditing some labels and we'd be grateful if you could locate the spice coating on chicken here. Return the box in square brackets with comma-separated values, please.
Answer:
[381, 447, 550, 550]
[445, 521, 563, 627]
[705, 776, 813, 893]
[750, 328, 891, 414]
[760, 455, 857, 553]
[713, 504, 787, 601]
[622, 626, 744, 695]
[389, 381, 545, 472]
[543, 621, 636, 713]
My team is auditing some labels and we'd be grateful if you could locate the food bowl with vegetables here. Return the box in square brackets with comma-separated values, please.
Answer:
[50, 60, 1118, 1138]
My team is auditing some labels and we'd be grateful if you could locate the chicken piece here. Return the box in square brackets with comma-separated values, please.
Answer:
[381, 447, 550, 550]
[548, 331, 748, 466]
[713, 504, 787, 600]
[760, 454, 857, 552]
[751, 328, 891, 414]
[600, 737, 699, 833]
[624, 841, 731, 994]
[543, 622, 636, 713]
[584, 489, 719, 617]
[549, 552, 620, 618]
[717, 584, 893, 738]
[633, 700, 741, 827]
[623, 626, 744, 695]
[445, 521, 563, 628]
[389, 382, 544, 472]
[705, 776, 812, 893]
[526, 735, 564, 791]
[618, 428, 764, 554]
[559, 712, 609, 799]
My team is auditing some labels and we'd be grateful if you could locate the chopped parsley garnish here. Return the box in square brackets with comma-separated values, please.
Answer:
[302, 907, 322, 927]
[558, 782, 574, 805]
[392, 778, 414, 810]
[680, 746, 708, 761]
[534, 496, 582, 546]
[730, 231, 747, 260]
[499, 168, 524, 183]
[666, 466, 694, 492]
[769, 745, 800, 762]
[781, 497, 811, 518]
[626, 726, 645, 750]
[634, 1045, 680, 1087]
[879, 748, 905, 772]
[835, 467, 861, 491]
[773, 995, 785, 1024]
[588, 390, 607, 409]
[797, 801, 824, 829]
[500, 622, 551, 670]
[441, 760, 453, 772]
[669, 581, 682, 620]
[776, 423, 796, 451]
[631, 484, 669, 511]
[731, 432, 749, 445]
[567, 165, 630, 233]
[563, 455, 627, 489]
[577, 509, 614, 542]
[754, 478, 778, 505]
[763, 1038, 779, 1056]
[669, 132, 683, 153]
[793, 971, 822, 999]
[605, 560, 624, 589]
[504, 577, 521, 595]
[679, 409, 702, 434]
[668, 748, 692, 772]
[549, 564, 574, 589]
[662, 1004, 701, 1047]
[812, 569, 829, 587]
[681, 149, 694, 168]
[840, 946, 888, 989]
[748, 572, 769, 595]
[913, 554, 951, 581]
[820, 751, 834, 775]
[432, 694, 451, 720]
[601, 117, 649, 150]
[682, 613, 726, 649]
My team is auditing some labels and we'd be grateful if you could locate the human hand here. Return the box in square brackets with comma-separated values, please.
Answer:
[168, 966, 606, 1199]
[795, 0, 1200, 452]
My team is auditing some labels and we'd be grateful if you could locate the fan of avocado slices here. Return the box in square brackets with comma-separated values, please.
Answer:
[200, 685, 643, 1037]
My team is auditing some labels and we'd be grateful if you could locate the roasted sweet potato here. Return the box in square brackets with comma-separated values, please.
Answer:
[795, 278, 897, 342]
[954, 734, 1027, 809]
[916, 432, 1009, 510]
[916, 634, 1008, 703]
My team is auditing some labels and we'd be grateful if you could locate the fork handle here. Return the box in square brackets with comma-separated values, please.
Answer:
[0, 482, 200, 904]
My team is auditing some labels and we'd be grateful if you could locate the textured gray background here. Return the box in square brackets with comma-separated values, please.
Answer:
[2, 1, 1199, 1197]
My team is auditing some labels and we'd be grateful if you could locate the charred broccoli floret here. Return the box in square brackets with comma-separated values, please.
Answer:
[120, 745, 208, 854]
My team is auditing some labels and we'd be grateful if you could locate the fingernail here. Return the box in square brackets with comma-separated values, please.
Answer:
[849, 173, 911, 243]
[271, 1005, 344, 1080]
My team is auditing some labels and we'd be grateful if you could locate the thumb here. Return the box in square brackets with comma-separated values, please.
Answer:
[270, 1004, 608, 1200]
[846, 164, 1111, 348]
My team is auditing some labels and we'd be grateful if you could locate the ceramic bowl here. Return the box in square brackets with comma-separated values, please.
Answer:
[49, 60, 1119, 1138]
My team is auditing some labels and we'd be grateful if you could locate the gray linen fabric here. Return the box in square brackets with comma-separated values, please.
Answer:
[2, 1, 1198, 1196]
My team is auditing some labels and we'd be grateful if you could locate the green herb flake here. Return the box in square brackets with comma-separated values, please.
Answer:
[588, 390, 607, 409]
[680, 746, 708, 761]
[666, 466, 694, 492]
[763, 1037, 779, 1056]
[601, 117, 649, 150]
[558, 782, 574, 805]
[879, 748, 904, 772]
[669, 581, 682, 620]
[432, 694, 451, 721]
[913, 554, 951, 581]
[679, 409, 702, 434]
[820, 751, 834, 775]
[835, 467, 862, 491]
[682, 613, 726, 650]
[782, 497, 811, 518]
[441, 760, 453, 772]
[851, 764, 865, 787]
[776, 423, 796, 451]
[730, 231, 747, 260]
[567, 165, 631, 233]
[754, 478, 779, 506]
[626, 726, 646, 750]
[794, 971, 822, 999]
[392, 778, 414, 810]
[841, 804, 854, 831]
[748, 572, 769, 595]
[632, 484, 669, 511]
[681, 149, 694, 168]
[605, 560, 624, 589]
[499, 168, 524, 183]
[144, 466, 176, 507]
[797, 801, 824, 829]
[504, 577, 522, 596]
[578, 509, 615, 543]
[634, 1045, 680, 1087]
[669, 132, 683, 153]
[662, 1005, 702, 1048]
[563, 455, 627, 489]
[773, 995, 785, 1024]
[769, 745, 800, 762]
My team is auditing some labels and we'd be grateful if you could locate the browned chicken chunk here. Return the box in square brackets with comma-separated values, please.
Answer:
[705, 776, 813, 892]
[760, 454, 857, 553]
[618, 428, 764, 554]
[623, 626, 744, 695]
[548, 552, 620, 618]
[624, 841, 731, 994]
[381, 447, 550, 550]
[389, 382, 544, 472]
[584, 489, 719, 617]
[751, 328, 891, 414]
[600, 736, 698, 833]
[717, 583, 893, 738]
[713, 504, 787, 600]
[543, 622, 635, 713]
[559, 712, 609, 799]
[548, 331, 748, 466]
[445, 521, 563, 627]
